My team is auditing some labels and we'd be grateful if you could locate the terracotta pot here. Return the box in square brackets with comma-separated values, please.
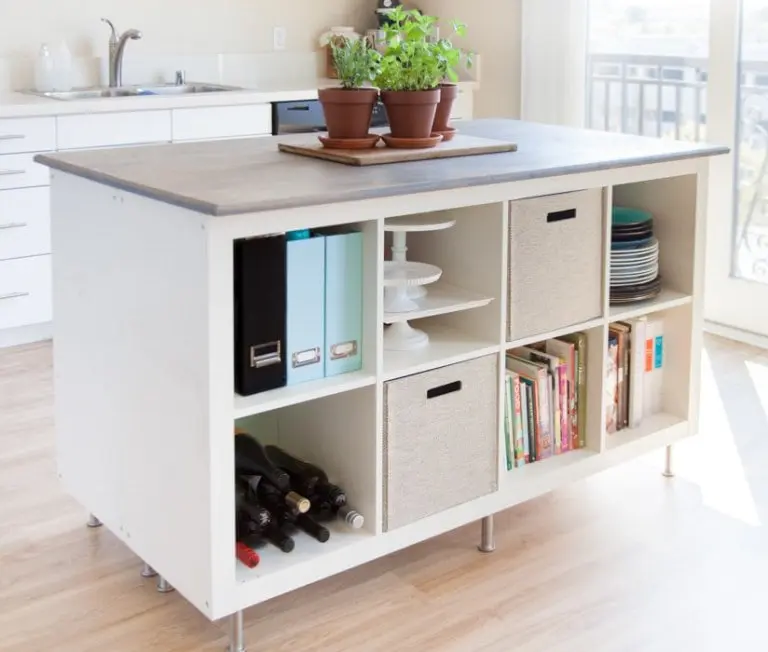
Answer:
[319, 87, 379, 140]
[381, 89, 441, 140]
[432, 83, 459, 132]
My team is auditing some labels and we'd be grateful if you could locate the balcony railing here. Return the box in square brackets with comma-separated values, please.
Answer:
[587, 53, 710, 140]
[587, 53, 768, 282]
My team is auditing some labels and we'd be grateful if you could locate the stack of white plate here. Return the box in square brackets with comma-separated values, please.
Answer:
[610, 206, 662, 304]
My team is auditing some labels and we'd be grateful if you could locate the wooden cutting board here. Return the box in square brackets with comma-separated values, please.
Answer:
[278, 134, 518, 166]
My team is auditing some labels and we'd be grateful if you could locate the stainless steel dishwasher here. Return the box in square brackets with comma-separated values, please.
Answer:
[271, 99, 389, 135]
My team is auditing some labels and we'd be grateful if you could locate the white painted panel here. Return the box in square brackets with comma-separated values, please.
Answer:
[0, 117, 56, 154]
[0, 254, 51, 329]
[172, 104, 271, 141]
[0, 187, 50, 260]
[0, 153, 50, 190]
[56, 110, 171, 150]
[51, 172, 215, 618]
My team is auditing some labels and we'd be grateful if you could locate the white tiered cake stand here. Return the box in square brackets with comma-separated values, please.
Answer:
[383, 261, 442, 350]
[385, 214, 456, 300]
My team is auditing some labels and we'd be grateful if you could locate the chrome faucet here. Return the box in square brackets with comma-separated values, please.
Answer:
[101, 18, 142, 88]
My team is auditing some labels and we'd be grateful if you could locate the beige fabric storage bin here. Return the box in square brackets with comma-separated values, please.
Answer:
[508, 189, 604, 341]
[383, 355, 499, 532]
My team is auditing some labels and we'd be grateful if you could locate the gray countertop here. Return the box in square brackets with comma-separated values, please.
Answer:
[35, 119, 727, 217]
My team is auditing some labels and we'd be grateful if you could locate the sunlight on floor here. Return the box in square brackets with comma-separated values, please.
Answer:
[674, 348, 762, 527]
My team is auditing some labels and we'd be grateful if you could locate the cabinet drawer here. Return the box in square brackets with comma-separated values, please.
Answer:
[0, 117, 56, 154]
[57, 111, 171, 150]
[0, 255, 52, 329]
[507, 189, 604, 341]
[383, 355, 498, 531]
[0, 187, 50, 260]
[172, 104, 272, 141]
[0, 153, 50, 190]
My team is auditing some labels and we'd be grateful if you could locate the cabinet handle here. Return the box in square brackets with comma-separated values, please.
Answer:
[427, 380, 462, 399]
[0, 134, 25, 141]
[0, 169, 25, 176]
[546, 208, 577, 223]
[0, 291, 29, 301]
[0, 222, 27, 230]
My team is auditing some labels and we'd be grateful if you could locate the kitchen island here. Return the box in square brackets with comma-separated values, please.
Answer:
[36, 120, 725, 651]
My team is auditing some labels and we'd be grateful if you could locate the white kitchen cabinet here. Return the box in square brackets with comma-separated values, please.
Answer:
[0, 153, 50, 190]
[57, 111, 172, 150]
[0, 117, 56, 154]
[172, 104, 272, 142]
[0, 187, 50, 260]
[0, 255, 51, 329]
[451, 88, 474, 121]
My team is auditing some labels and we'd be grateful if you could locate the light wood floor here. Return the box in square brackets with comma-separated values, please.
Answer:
[2, 336, 768, 652]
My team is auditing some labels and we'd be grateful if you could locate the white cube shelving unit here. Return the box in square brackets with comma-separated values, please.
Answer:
[50, 153, 710, 638]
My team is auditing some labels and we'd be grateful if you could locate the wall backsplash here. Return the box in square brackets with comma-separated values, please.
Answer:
[0, 0, 374, 89]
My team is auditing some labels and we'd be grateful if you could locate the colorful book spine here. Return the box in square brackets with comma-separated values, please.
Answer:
[644, 318, 665, 416]
[511, 373, 525, 467]
[520, 381, 531, 463]
[520, 377, 537, 462]
[557, 364, 569, 452]
[504, 372, 514, 471]
[627, 317, 647, 428]
[606, 334, 619, 434]
[548, 338, 578, 451]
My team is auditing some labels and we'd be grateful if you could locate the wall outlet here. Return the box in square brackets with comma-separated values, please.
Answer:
[273, 27, 287, 51]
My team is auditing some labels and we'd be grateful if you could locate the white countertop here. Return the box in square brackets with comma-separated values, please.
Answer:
[0, 79, 478, 119]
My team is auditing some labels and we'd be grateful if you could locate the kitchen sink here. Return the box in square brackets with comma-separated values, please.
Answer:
[23, 82, 242, 101]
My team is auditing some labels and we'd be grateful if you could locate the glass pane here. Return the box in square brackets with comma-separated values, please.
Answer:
[734, 0, 768, 282]
[587, 0, 710, 139]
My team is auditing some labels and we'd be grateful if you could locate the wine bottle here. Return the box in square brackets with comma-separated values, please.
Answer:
[295, 513, 330, 543]
[235, 433, 290, 491]
[236, 542, 261, 568]
[252, 477, 309, 514]
[265, 445, 364, 529]
[265, 445, 345, 505]
[263, 523, 295, 553]
[337, 504, 365, 530]
[236, 504, 295, 554]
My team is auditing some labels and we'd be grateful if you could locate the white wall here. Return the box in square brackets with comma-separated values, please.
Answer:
[417, 0, 522, 118]
[0, 1, 374, 57]
[0, 0, 374, 87]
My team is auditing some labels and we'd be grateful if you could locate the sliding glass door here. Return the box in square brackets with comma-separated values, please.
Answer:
[586, 0, 768, 340]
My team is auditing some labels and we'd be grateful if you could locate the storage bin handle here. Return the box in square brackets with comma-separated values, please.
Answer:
[427, 380, 462, 399]
[546, 208, 577, 223]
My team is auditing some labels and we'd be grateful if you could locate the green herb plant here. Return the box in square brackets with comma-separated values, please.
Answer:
[375, 6, 468, 92]
[331, 37, 382, 90]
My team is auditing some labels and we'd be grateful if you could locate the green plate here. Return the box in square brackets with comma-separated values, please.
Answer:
[612, 206, 653, 227]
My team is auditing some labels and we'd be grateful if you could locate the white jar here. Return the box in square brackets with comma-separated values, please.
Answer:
[34, 44, 56, 92]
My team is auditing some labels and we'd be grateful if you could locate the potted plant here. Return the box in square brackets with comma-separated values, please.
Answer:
[375, 7, 467, 142]
[431, 24, 472, 136]
[318, 37, 382, 143]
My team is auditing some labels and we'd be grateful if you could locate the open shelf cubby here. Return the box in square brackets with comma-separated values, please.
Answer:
[500, 324, 605, 491]
[382, 202, 504, 377]
[610, 174, 697, 310]
[605, 302, 696, 452]
[234, 385, 379, 581]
